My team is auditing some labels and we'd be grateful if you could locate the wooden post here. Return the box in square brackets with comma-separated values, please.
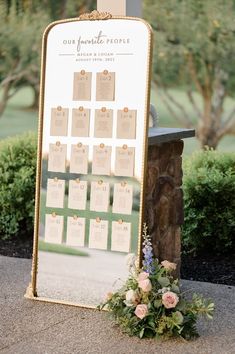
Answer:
[97, 0, 142, 17]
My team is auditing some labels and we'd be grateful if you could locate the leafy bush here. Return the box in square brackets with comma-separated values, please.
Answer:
[182, 149, 235, 256]
[0, 132, 37, 240]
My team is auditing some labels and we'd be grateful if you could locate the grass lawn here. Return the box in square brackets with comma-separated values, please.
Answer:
[0, 88, 38, 139]
[0, 87, 234, 155]
[39, 240, 89, 257]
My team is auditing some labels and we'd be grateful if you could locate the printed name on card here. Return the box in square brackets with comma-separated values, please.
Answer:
[89, 218, 108, 250]
[68, 179, 87, 210]
[115, 145, 135, 177]
[44, 213, 64, 244]
[112, 182, 133, 215]
[71, 107, 90, 137]
[90, 180, 110, 212]
[111, 220, 131, 253]
[66, 216, 86, 247]
[70, 143, 89, 174]
[46, 178, 65, 208]
[94, 108, 113, 138]
[48, 142, 67, 173]
[96, 70, 115, 101]
[73, 70, 92, 101]
[92, 144, 112, 176]
[116, 108, 137, 139]
[50, 106, 69, 136]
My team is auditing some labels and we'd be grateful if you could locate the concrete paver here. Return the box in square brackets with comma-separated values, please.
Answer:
[0, 255, 235, 354]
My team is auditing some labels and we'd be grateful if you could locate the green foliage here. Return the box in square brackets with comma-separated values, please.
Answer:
[183, 150, 235, 255]
[38, 240, 88, 257]
[99, 257, 214, 340]
[144, 0, 235, 93]
[0, 132, 37, 240]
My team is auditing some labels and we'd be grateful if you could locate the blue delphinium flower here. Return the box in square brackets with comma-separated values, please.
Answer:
[142, 223, 155, 274]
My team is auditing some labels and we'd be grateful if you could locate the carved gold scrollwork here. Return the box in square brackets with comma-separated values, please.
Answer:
[79, 10, 112, 21]
[24, 282, 36, 299]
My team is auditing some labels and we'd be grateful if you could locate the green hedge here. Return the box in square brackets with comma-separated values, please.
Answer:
[0, 132, 37, 240]
[182, 149, 235, 256]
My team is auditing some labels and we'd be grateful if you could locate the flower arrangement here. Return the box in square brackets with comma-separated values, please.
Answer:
[99, 224, 214, 340]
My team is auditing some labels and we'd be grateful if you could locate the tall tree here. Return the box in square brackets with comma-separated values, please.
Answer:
[144, 0, 235, 148]
[0, 4, 49, 116]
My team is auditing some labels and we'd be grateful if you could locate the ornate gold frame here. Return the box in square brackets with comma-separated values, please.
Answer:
[25, 11, 153, 309]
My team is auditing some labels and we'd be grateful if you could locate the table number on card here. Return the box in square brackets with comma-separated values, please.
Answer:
[112, 182, 133, 215]
[116, 108, 137, 139]
[50, 106, 69, 136]
[48, 142, 67, 173]
[92, 144, 112, 176]
[44, 213, 64, 244]
[94, 108, 113, 138]
[71, 107, 90, 137]
[70, 143, 89, 174]
[90, 181, 110, 212]
[66, 216, 86, 247]
[68, 179, 87, 210]
[89, 218, 108, 250]
[46, 178, 65, 208]
[73, 70, 92, 101]
[96, 70, 115, 101]
[115, 145, 135, 177]
[111, 220, 131, 253]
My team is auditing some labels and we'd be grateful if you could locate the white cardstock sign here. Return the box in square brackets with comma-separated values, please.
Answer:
[27, 13, 153, 308]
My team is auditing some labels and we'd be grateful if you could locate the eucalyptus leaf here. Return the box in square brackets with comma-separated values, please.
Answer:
[158, 277, 170, 287]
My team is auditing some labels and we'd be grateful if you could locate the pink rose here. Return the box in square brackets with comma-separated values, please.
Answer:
[161, 260, 177, 272]
[137, 272, 149, 282]
[134, 304, 148, 319]
[125, 289, 138, 306]
[105, 292, 113, 301]
[162, 291, 179, 309]
[138, 278, 152, 292]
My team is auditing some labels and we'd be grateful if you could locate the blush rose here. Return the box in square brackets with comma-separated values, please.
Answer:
[134, 304, 148, 319]
[125, 289, 138, 306]
[138, 279, 152, 292]
[162, 291, 179, 309]
[161, 260, 177, 272]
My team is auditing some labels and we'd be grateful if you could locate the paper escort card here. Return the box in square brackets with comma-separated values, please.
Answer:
[96, 70, 115, 101]
[94, 108, 113, 138]
[68, 179, 87, 210]
[116, 108, 137, 139]
[89, 218, 108, 250]
[71, 107, 90, 137]
[90, 181, 110, 212]
[73, 70, 92, 101]
[44, 213, 64, 244]
[111, 221, 131, 253]
[46, 178, 65, 208]
[50, 107, 69, 136]
[70, 143, 89, 174]
[112, 182, 133, 215]
[48, 142, 67, 173]
[66, 216, 86, 247]
[115, 145, 135, 177]
[92, 144, 112, 176]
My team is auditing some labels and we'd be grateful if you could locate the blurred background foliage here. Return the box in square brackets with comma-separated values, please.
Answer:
[0, 0, 235, 152]
[0, 1, 234, 255]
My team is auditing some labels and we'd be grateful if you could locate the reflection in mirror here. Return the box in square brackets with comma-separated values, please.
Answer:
[32, 17, 152, 307]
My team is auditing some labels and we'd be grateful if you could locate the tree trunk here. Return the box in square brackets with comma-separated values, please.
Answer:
[0, 82, 11, 117]
[29, 85, 39, 110]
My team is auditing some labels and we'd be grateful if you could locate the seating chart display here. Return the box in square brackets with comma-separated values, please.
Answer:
[27, 13, 153, 308]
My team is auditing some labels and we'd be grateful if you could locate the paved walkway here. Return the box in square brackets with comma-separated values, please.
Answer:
[0, 255, 235, 354]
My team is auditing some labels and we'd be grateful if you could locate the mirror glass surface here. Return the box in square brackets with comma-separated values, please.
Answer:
[36, 18, 151, 307]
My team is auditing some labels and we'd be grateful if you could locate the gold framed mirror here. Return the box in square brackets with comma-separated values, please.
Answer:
[25, 12, 153, 308]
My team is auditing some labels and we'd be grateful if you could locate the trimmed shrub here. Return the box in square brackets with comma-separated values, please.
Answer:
[182, 149, 235, 256]
[0, 132, 37, 240]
